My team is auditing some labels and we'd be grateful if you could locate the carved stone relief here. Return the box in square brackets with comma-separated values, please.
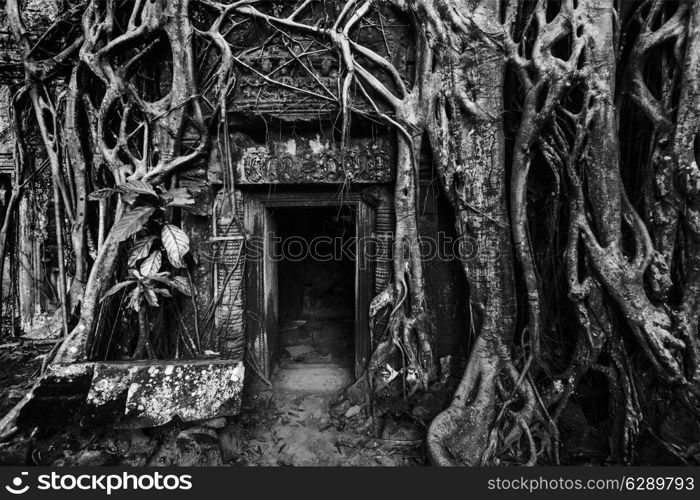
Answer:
[235, 136, 394, 185]
[211, 192, 246, 360]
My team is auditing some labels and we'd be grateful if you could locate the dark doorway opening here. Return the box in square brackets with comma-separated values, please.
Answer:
[272, 206, 355, 372]
[243, 191, 373, 381]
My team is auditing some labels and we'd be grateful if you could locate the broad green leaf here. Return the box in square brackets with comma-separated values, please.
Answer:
[140, 250, 162, 277]
[167, 199, 196, 209]
[88, 188, 117, 201]
[121, 190, 140, 206]
[161, 223, 190, 268]
[128, 236, 157, 267]
[101, 280, 136, 301]
[144, 287, 159, 307]
[111, 207, 156, 242]
[149, 275, 192, 296]
[153, 287, 172, 298]
[119, 179, 157, 197]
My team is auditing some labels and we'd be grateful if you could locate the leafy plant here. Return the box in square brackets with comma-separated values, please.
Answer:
[96, 181, 198, 358]
[102, 270, 192, 313]
[93, 180, 198, 269]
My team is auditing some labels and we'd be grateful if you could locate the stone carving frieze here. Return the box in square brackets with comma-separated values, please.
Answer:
[235, 136, 394, 185]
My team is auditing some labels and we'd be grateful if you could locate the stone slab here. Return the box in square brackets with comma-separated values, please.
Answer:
[85, 360, 245, 428]
[273, 364, 352, 394]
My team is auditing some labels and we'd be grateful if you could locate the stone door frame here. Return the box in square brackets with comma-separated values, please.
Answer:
[243, 190, 375, 380]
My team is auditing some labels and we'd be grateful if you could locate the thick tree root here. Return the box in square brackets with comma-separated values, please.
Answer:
[427, 335, 539, 465]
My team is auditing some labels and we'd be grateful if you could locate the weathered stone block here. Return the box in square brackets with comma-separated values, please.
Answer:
[86, 360, 244, 428]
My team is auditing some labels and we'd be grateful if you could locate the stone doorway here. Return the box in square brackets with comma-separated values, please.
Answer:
[243, 191, 374, 383]
[277, 206, 354, 349]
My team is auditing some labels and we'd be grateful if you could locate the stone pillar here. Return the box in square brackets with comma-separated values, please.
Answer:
[211, 190, 246, 360]
[372, 188, 393, 347]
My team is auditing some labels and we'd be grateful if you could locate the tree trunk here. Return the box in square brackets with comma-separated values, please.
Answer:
[424, 0, 533, 466]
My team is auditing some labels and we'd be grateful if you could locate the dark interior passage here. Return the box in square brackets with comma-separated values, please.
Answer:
[272, 206, 355, 370]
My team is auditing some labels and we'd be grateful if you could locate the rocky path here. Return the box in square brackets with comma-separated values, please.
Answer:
[219, 375, 426, 466]
[218, 317, 425, 466]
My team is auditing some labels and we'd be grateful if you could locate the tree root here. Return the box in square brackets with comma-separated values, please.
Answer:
[427, 335, 540, 465]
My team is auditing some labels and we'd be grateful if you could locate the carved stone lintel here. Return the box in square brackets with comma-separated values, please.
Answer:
[234, 136, 394, 185]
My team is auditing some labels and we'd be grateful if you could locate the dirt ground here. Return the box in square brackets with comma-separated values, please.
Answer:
[217, 314, 427, 465]
[220, 373, 426, 466]
[3, 338, 695, 466]
[0, 338, 428, 466]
